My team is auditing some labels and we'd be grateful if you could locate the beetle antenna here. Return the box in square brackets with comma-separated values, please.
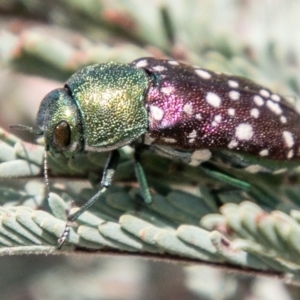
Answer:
[10, 124, 43, 135]
[44, 150, 50, 197]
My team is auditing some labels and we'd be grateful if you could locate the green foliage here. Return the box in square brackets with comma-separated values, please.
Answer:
[1, 0, 300, 287]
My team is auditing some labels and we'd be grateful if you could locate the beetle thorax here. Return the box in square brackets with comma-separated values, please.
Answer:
[67, 63, 149, 151]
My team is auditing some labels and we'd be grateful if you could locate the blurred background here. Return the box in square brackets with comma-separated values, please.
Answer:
[1, 0, 300, 299]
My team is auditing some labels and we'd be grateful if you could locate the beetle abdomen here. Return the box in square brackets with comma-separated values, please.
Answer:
[132, 57, 300, 162]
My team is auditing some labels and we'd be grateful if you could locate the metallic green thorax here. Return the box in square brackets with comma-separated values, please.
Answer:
[67, 63, 149, 151]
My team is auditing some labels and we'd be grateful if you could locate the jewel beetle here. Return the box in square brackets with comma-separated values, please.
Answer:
[13, 57, 300, 247]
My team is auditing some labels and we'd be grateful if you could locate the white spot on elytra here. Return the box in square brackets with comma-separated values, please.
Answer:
[259, 149, 269, 157]
[162, 137, 177, 144]
[235, 123, 254, 141]
[160, 86, 174, 95]
[287, 149, 294, 159]
[266, 100, 282, 115]
[189, 149, 212, 166]
[150, 105, 164, 121]
[153, 65, 166, 72]
[228, 80, 239, 88]
[229, 90, 240, 101]
[228, 140, 238, 149]
[260, 89, 270, 98]
[187, 130, 197, 143]
[168, 60, 179, 65]
[187, 129, 197, 139]
[206, 92, 221, 107]
[250, 108, 259, 118]
[280, 116, 287, 124]
[212, 114, 222, 126]
[271, 94, 280, 102]
[135, 59, 148, 68]
[195, 113, 202, 120]
[228, 108, 235, 116]
[183, 103, 193, 115]
[283, 131, 294, 148]
[253, 95, 264, 106]
[215, 115, 222, 122]
[195, 69, 211, 79]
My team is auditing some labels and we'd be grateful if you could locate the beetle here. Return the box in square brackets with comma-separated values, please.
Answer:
[12, 57, 300, 247]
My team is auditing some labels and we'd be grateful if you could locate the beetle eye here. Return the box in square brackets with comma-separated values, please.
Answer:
[52, 121, 71, 149]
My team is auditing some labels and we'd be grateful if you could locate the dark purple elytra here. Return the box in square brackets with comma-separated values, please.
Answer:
[131, 57, 300, 166]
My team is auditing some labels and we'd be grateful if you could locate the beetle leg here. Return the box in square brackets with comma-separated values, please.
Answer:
[134, 147, 152, 204]
[57, 149, 120, 248]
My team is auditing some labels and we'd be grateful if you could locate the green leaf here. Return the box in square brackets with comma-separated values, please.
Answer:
[1, 1, 300, 292]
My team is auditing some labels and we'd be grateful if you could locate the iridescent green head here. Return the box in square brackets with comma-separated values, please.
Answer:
[37, 62, 149, 154]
